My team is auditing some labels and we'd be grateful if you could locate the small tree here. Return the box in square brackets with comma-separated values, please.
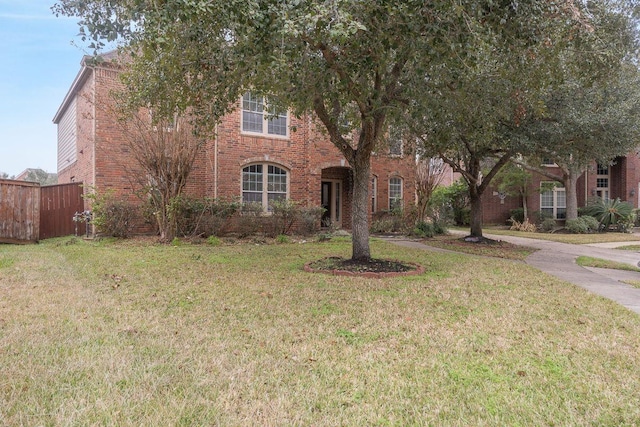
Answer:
[415, 157, 447, 223]
[494, 162, 533, 221]
[117, 111, 206, 242]
[23, 169, 57, 186]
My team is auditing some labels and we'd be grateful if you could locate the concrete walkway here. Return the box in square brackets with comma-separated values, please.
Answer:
[384, 233, 640, 315]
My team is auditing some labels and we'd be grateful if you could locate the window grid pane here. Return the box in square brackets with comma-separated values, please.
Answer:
[242, 111, 263, 133]
[242, 93, 264, 133]
[389, 177, 402, 208]
[242, 165, 263, 192]
[242, 192, 262, 204]
[267, 165, 287, 194]
[267, 114, 287, 136]
[242, 93, 263, 113]
[540, 190, 553, 208]
[556, 190, 566, 208]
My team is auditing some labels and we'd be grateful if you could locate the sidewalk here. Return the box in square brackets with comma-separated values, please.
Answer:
[385, 232, 640, 315]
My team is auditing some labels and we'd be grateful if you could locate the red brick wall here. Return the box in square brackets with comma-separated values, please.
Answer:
[54, 65, 425, 233]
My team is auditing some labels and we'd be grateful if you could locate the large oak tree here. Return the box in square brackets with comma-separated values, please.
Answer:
[516, 65, 640, 220]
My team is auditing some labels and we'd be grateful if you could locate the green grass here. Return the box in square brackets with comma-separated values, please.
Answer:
[1, 236, 640, 425]
[456, 226, 640, 245]
[621, 280, 640, 289]
[614, 244, 640, 251]
[576, 256, 640, 272]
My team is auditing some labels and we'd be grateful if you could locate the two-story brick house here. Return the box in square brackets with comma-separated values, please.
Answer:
[482, 157, 640, 225]
[53, 53, 417, 233]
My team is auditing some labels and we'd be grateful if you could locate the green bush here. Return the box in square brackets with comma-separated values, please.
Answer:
[85, 189, 137, 238]
[370, 218, 400, 233]
[413, 221, 435, 238]
[432, 220, 448, 235]
[237, 203, 264, 238]
[171, 196, 239, 238]
[371, 209, 405, 233]
[299, 206, 325, 235]
[540, 218, 557, 233]
[565, 218, 589, 234]
[428, 180, 469, 225]
[579, 215, 601, 232]
[412, 220, 448, 238]
[275, 234, 290, 243]
[206, 236, 222, 246]
[509, 208, 525, 223]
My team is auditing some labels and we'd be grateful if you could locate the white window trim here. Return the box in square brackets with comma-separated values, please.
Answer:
[240, 93, 289, 139]
[540, 182, 566, 220]
[596, 163, 610, 201]
[241, 163, 290, 213]
[371, 175, 378, 213]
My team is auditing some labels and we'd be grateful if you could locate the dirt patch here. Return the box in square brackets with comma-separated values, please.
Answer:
[304, 256, 424, 278]
[425, 235, 537, 260]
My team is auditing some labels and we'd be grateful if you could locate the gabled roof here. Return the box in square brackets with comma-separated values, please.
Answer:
[52, 50, 121, 124]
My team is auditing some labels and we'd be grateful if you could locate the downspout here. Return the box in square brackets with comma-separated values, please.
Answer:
[90, 68, 97, 237]
[214, 123, 218, 199]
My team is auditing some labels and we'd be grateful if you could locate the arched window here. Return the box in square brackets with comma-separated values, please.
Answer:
[242, 164, 288, 211]
[389, 176, 403, 209]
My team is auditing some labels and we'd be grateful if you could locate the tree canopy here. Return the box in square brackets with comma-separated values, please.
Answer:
[409, 0, 640, 236]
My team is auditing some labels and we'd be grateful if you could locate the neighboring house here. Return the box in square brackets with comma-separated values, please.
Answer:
[482, 156, 640, 224]
[15, 168, 58, 186]
[53, 54, 417, 233]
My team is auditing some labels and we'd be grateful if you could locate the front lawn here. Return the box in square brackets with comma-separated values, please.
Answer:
[1, 236, 639, 425]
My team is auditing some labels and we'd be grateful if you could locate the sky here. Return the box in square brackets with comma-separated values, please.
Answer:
[0, 0, 90, 177]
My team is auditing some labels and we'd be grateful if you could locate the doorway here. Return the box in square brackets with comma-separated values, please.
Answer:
[321, 180, 342, 228]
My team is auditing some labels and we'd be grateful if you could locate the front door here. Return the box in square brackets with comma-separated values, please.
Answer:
[321, 180, 342, 227]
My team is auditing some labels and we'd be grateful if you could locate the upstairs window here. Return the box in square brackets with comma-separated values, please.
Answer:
[241, 93, 287, 137]
[387, 126, 403, 156]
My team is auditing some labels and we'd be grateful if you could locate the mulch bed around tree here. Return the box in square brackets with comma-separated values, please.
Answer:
[304, 256, 425, 279]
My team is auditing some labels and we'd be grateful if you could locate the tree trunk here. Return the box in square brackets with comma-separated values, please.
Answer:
[350, 152, 371, 261]
[469, 185, 483, 238]
[564, 171, 580, 221]
[521, 189, 529, 221]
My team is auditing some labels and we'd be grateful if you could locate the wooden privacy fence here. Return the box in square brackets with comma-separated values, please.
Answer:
[0, 180, 84, 243]
[0, 179, 40, 243]
[40, 183, 85, 240]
